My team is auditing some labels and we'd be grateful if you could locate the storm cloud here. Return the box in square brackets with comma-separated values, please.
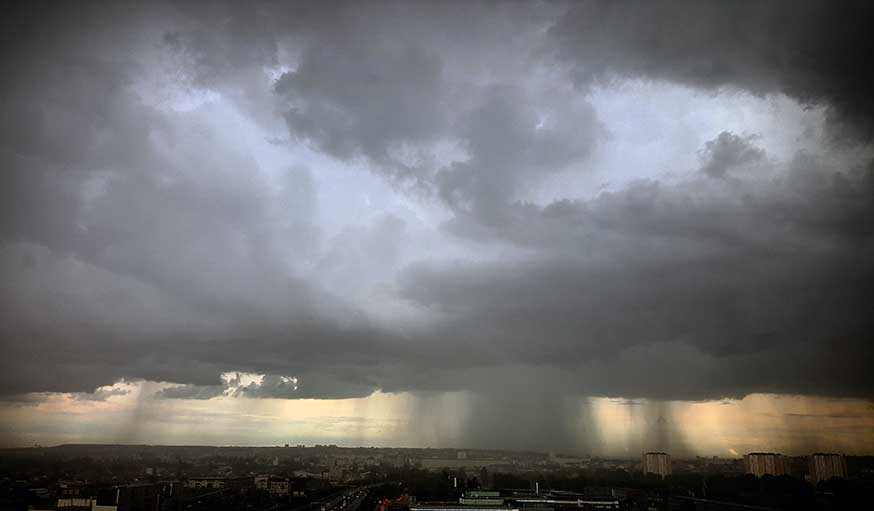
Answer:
[549, 0, 874, 141]
[1, 0, 873, 451]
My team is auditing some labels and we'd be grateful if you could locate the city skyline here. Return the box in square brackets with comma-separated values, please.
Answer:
[1, 0, 873, 455]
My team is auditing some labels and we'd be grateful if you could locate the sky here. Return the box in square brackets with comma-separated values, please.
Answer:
[0, 0, 873, 456]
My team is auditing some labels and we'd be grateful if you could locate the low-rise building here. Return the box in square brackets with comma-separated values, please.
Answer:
[269, 479, 290, 496]
[184, 477, 250, 490]
[256, 475, 292, 496]
[57, 498, 117, 511]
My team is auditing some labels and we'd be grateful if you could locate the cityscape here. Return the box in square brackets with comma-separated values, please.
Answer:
[2, 1, 874, 511]
[1, 445, 872, 510]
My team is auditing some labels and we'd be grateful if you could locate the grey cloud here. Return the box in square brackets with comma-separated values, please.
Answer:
[0, 393, 54, 406]
[162, 2, 278, 87]
[1, 0, 873, 424]
[264, 2, 604, 213]
[317, 214, 408, 294]
[400, 146, 874, 400]
[699, 131, 766, 178]
[437, 87, 602, 225]
[0, 2, 370, 398]
[72, 387, 132, 401]
[549, 0, 874, 141]
[156, 384, 226, 400]
[0, 385, 131, 404]
[156, 1, 607, 236]
[241, 373, 377, 400]
[783, 412, 868, 420]
[275, 40, 449, 176]
[156, 372, 377, 401]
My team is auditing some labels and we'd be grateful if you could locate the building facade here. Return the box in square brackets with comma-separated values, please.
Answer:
[743, 453, 786, 478]
[808, 453, 847, 485]
[256, 475, 293, 496]
[642, 452, 672, 479]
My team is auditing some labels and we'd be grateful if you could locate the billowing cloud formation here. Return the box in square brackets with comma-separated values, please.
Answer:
[275, 35, 448, 171]
[401, 148, 874, 399]
[1, 0, 873, 454]
[435, 86, 602, 227]
[699, 132, 766, 179]
[549, 0, 874, 140]
[157, 371, 378, 401]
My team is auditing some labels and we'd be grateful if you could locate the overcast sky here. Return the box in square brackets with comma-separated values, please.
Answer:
[1, 0, 873, 454]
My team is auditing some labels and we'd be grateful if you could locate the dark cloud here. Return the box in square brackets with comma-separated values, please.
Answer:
[0, 1, 342, 396]
[264, 0, 603, 205]
[156, 384, 226, 400]
[699, 132, 766, 179]
[242, 373, 377, 400]
[275, 39, 449, 175]
[549, 0, 874, 141]
[0, 0, 872, 441]
[436, 86, 602, 226]
[784, 412, 868, 420]
[155, 371, 378, 401]
[72, 386, 132, 401]
[401, 147, 874, 400]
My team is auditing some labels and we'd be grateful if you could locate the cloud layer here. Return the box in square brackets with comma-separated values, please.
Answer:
[1, 0, 872, 433]
[550, 0, 874, 140]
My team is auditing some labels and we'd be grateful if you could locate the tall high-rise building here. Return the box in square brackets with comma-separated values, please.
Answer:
[809, 453, 848, 485]
[744, 453, 786, 477]
[642, 452, 672, 478]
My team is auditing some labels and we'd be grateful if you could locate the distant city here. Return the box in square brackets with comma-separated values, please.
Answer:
[1, 444, 871, 510]
[3, 1, 874, 510]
